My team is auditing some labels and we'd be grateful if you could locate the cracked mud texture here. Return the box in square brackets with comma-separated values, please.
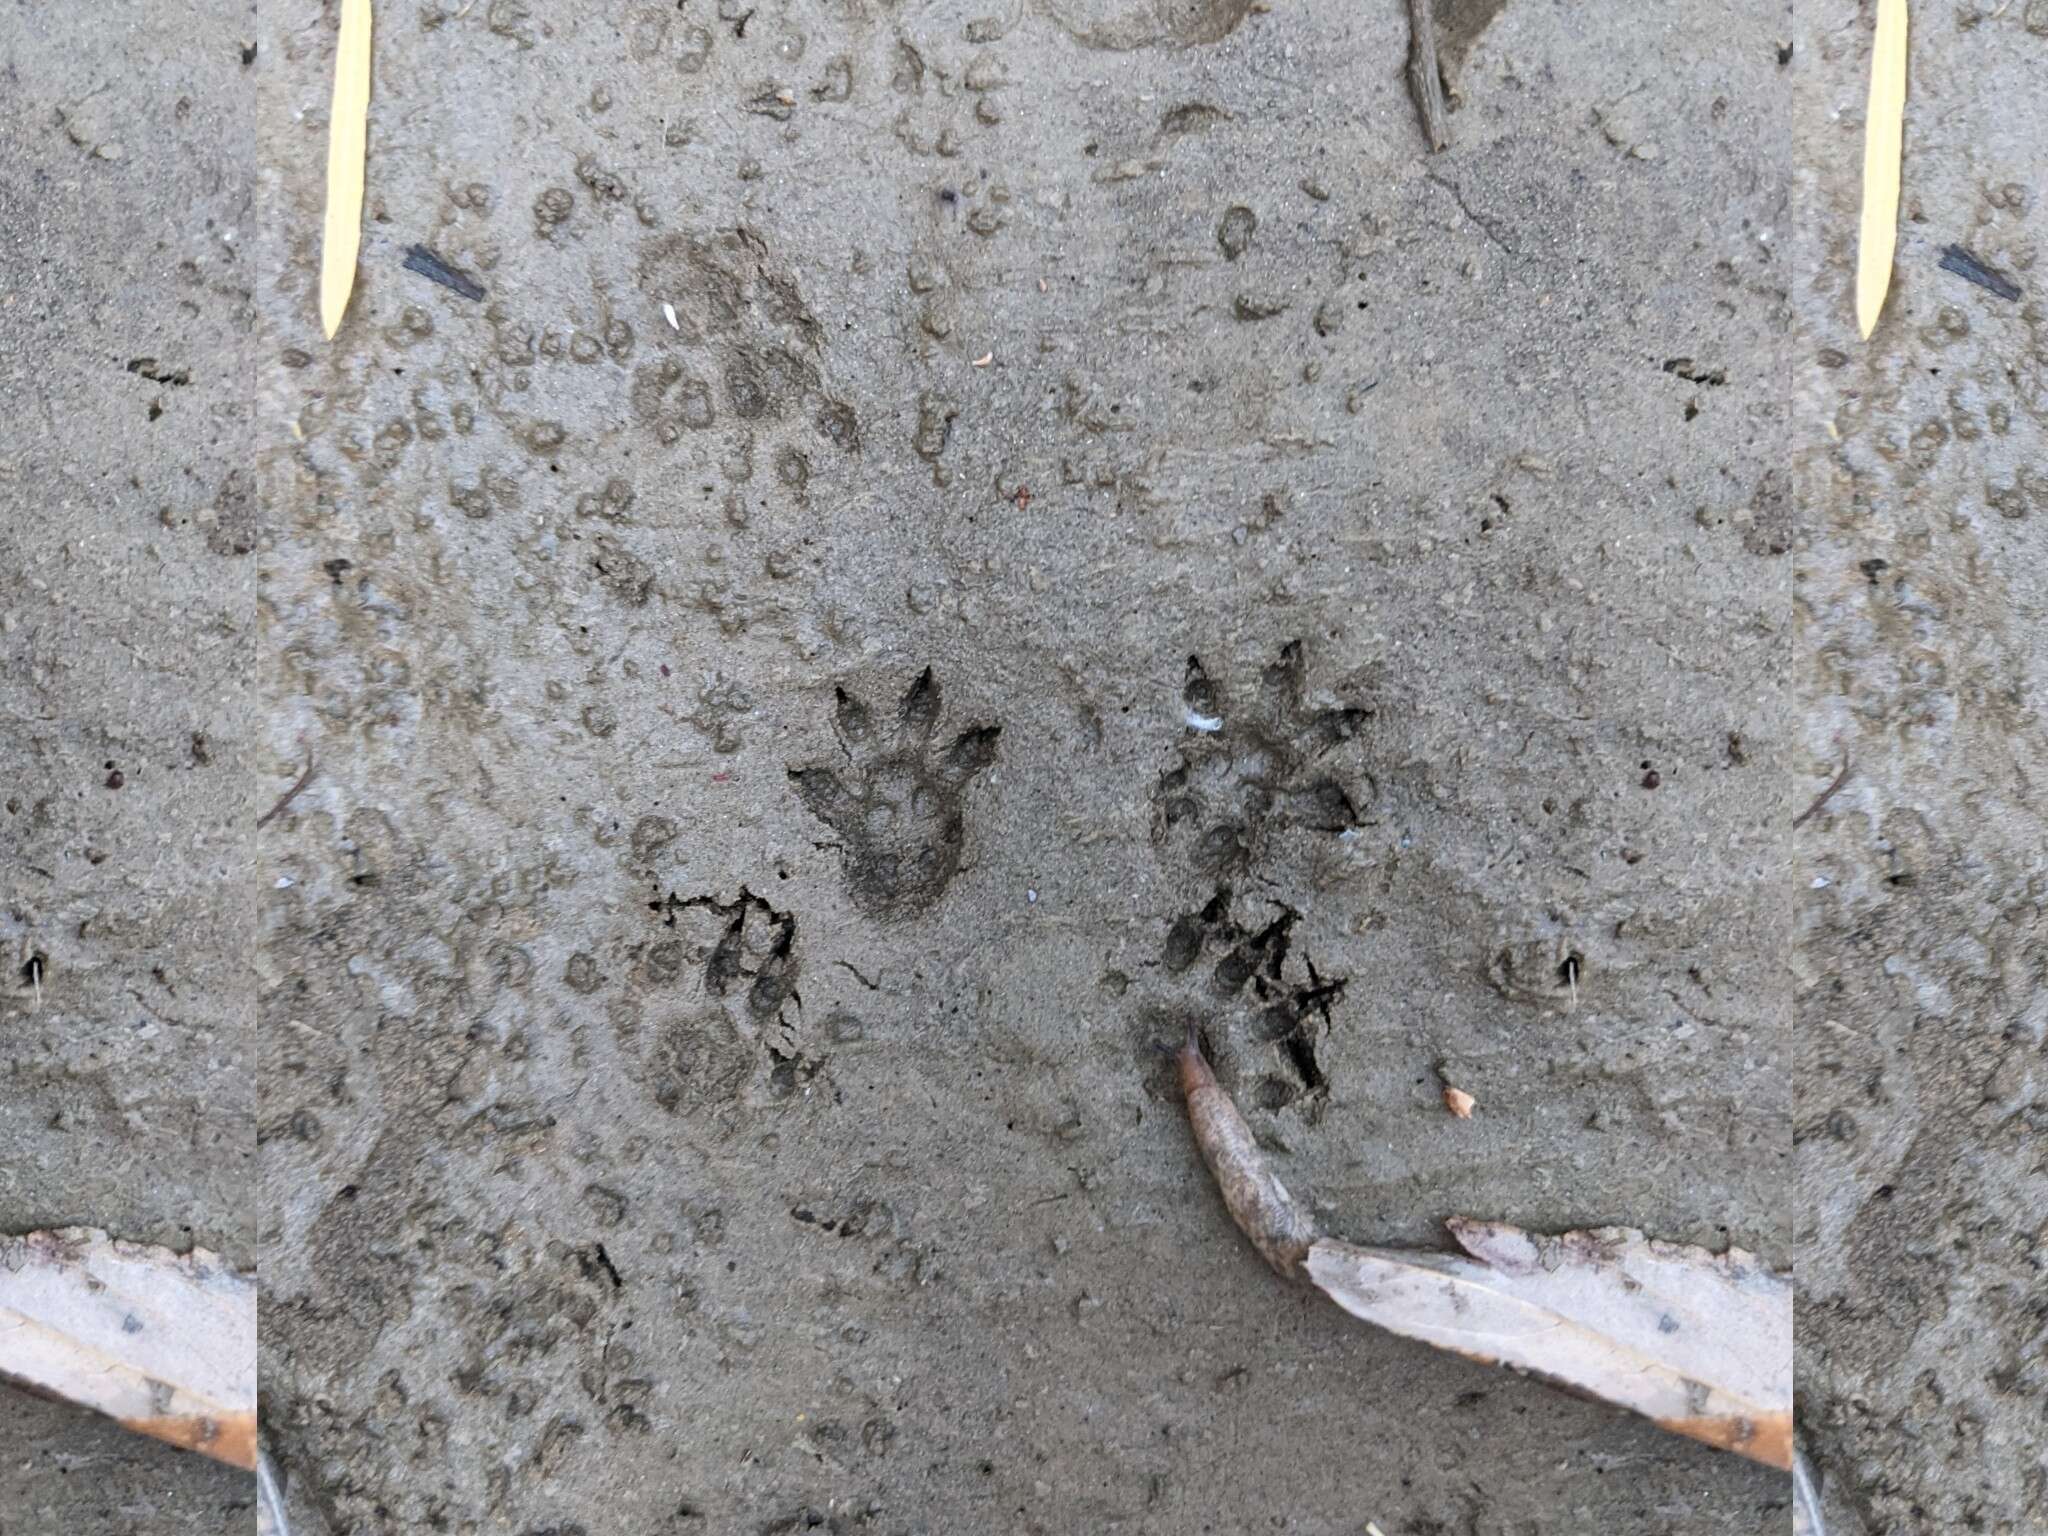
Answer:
[0, 3, 256, 1527]
[250, 0, 1796, 1529]
[1791, 4, 2048, 1532]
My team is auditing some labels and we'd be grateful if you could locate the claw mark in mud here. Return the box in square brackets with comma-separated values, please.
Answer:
[789, 669, 1001, 921]
[652, 889, 800, 1021]
[644, 888, 820, 1104]
[1152, 641, 1372, 879]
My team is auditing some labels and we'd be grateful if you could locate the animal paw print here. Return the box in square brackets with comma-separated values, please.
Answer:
[1136, 641, 1368, 1119]
[790, 669, 1001, 921]
[1140, 889, 1347, 1119]
[639, 888, 813, 1110]
[1152, 640, 1371, 878]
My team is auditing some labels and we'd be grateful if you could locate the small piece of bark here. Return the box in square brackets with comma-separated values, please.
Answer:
[402, 243, 487, 302]
[0, 1228, 256, 1468]
[1937, 244, 2022, 303]
[1406, 0, 1451, 153]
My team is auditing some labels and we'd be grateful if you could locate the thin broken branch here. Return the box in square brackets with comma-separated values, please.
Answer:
[1792, 752, 1852, 828]
[1406, 0, 1452, 152]
[256, 750, 317, 828]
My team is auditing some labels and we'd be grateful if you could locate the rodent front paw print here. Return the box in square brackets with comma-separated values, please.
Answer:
[789, 668, 1001, 921]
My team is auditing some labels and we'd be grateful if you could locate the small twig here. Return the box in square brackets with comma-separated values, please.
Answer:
[1793, 1440, 1827, 1536]
[257, 1438, 293, 1536]
[1792, 753, 1853, 828]
[256, 752, 318, 828]
[1405, 0, 1451, 153]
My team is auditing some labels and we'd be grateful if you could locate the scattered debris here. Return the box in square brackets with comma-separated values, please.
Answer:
[0, 1228, 257, 1468]
[1937, 243, 2021, 302]
[1593, 96, 1662, 162]
[126, 357, 192, 386]
[1442, 1085, 1476, 1119]
[1855, 0, 1907, 337]
[1791, 750, 1852, 829]
[321, 0, 374, 337]
[1173, 1034, 1792, 1468]
[662, 300, 680, 330]
[55, 97, 124, 161]
[256, 749, 317, 828]
[402, 243, 486, 301]
[972, 351, 993, 366]
[1662, 357, 1727, 386]
[1405, 0, 1451, 152]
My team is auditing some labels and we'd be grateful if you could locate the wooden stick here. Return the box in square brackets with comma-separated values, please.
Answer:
[0, 1228, 256, 1469]
[256, 749, 317, 828]
[1855, 0, 1908, 338]
[1406, 0, 1451, 153]
[320, 0, 374, 338]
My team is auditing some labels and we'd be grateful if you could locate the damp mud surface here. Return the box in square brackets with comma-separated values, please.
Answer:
[1, 0, 2036, 1531]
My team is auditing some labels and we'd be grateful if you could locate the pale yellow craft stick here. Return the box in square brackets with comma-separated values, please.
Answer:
[1856, 0, 1908, 339]
[320, 0, 373, 339]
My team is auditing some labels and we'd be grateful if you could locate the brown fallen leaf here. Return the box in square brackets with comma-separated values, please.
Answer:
[0, 1228, 256, 1469]
[1174, 1033, 1791, 1468]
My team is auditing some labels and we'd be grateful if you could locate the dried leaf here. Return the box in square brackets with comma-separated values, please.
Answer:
[320, 0, 374, 338]
[1172, 1034, 1790, 1467]
[1856, 0, 1907, 338]
[1304, 1221, 1791, 1468]
[0, 1228, 256, 1468]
